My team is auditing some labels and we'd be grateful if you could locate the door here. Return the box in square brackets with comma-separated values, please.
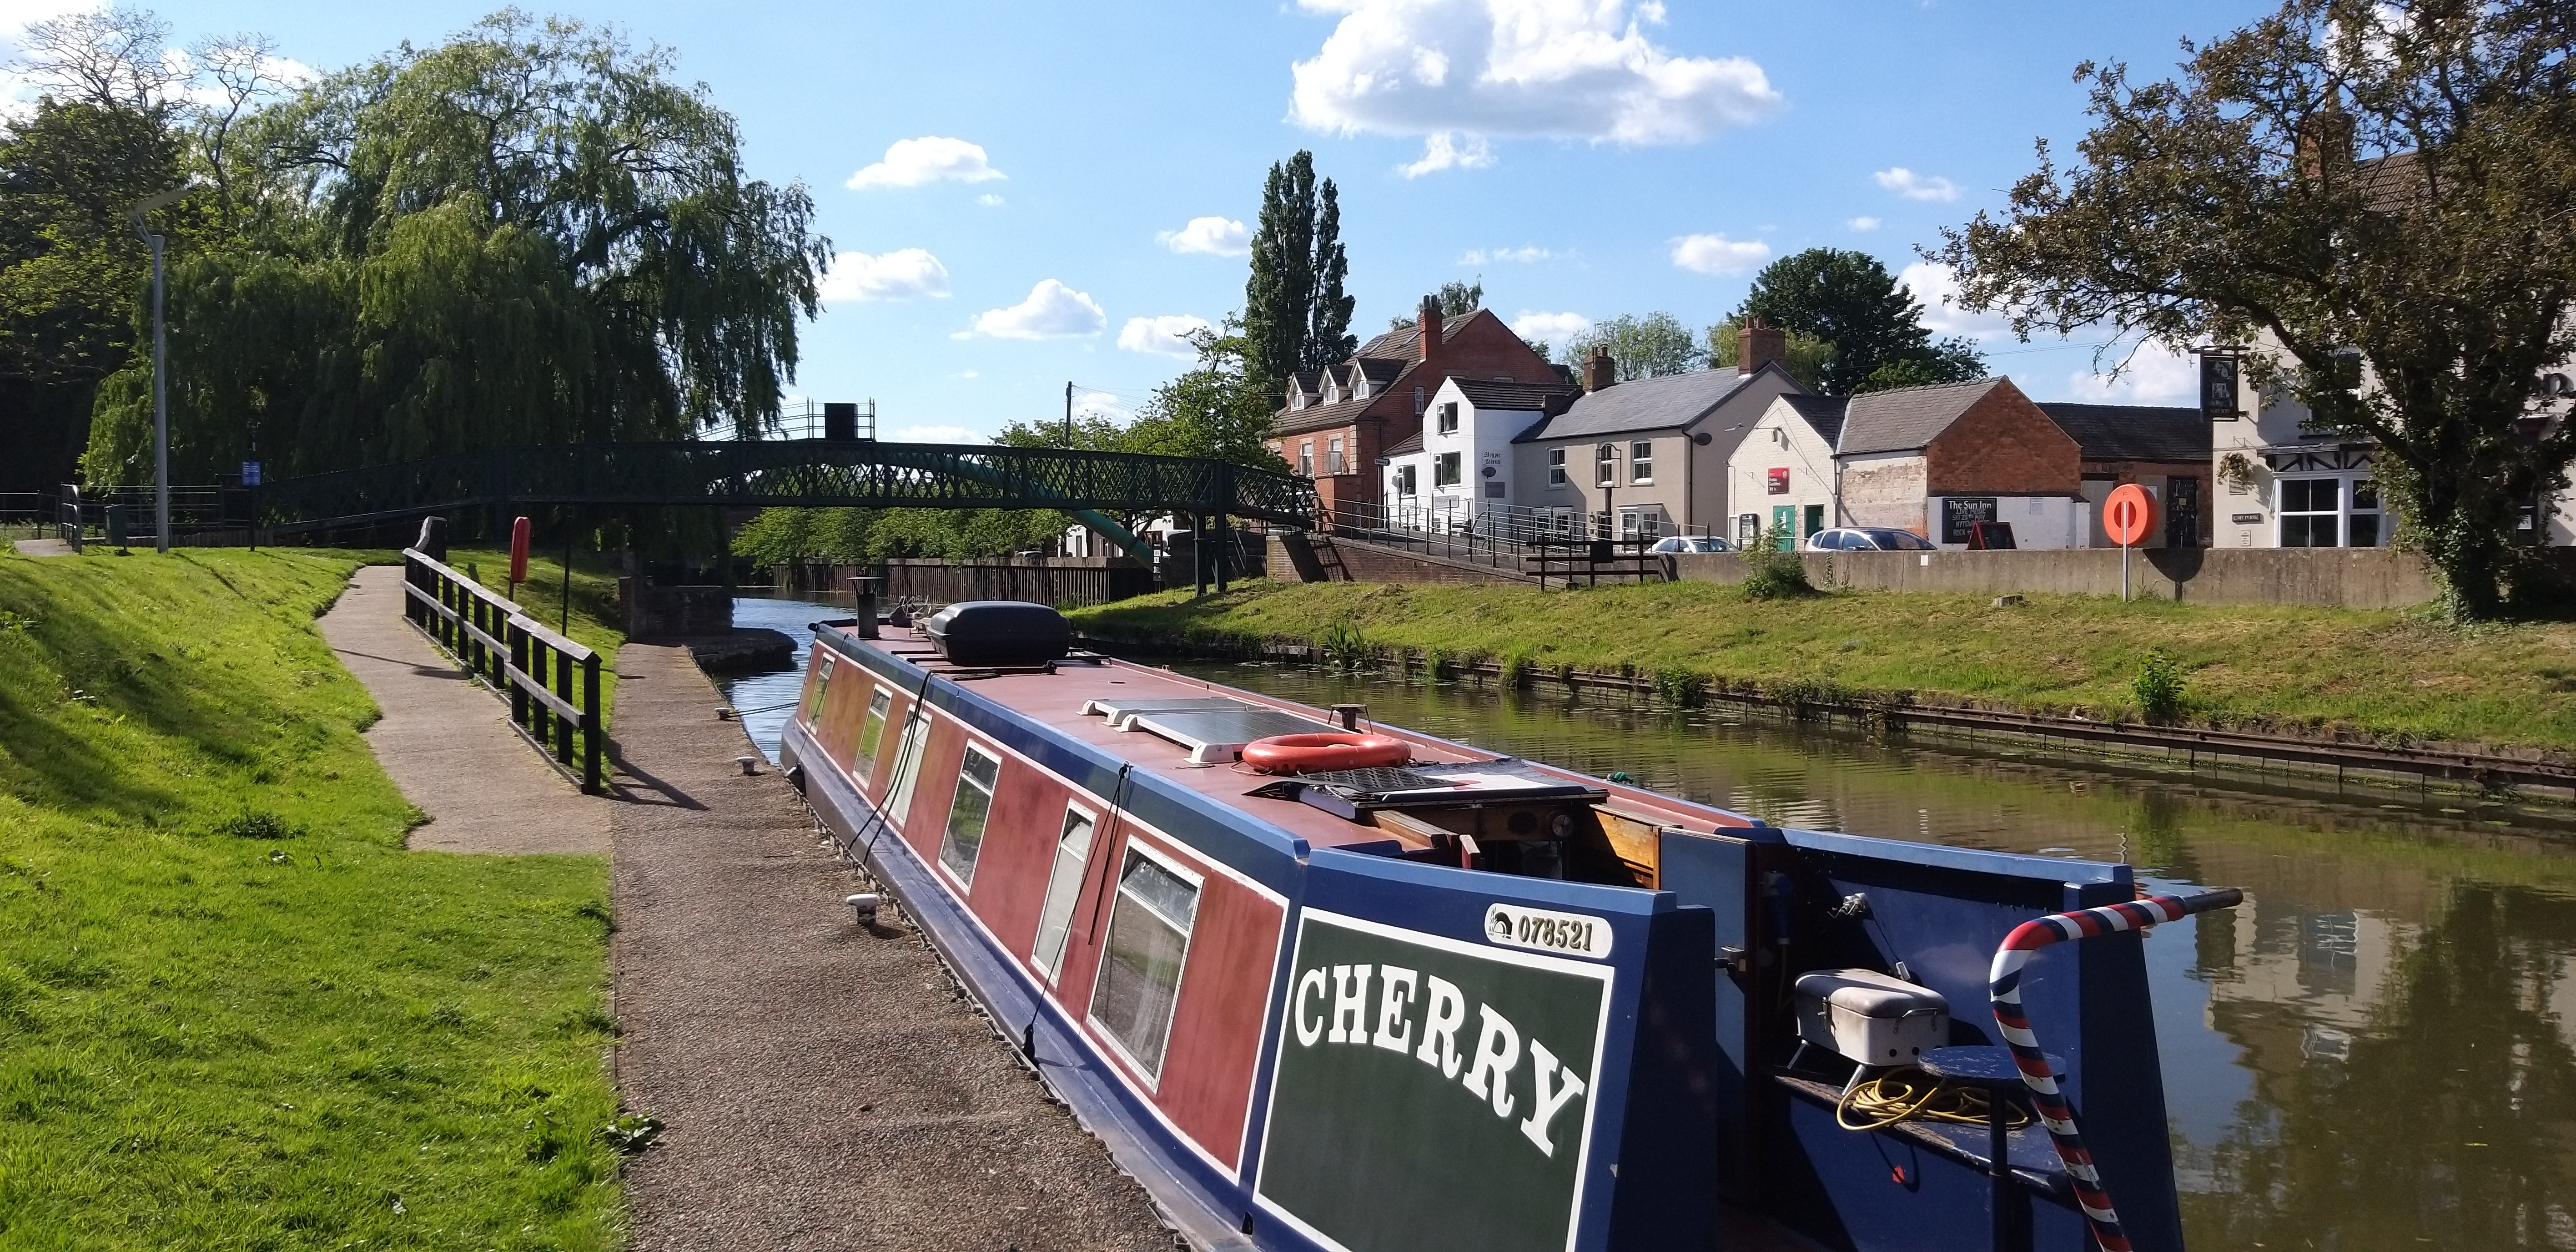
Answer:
[2164, 476, 2201, 548]
[1802, 503, 1825, 539]
[1771, 505, 1796, 550]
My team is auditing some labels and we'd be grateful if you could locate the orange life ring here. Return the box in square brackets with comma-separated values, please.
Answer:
[1240, 732, 1411, 774]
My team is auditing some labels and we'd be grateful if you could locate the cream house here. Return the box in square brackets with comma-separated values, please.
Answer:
[1508, 340, 1806, 541]
[1727, 395, 1847, 547]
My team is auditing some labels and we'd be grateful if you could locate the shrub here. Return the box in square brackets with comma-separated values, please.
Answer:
[1741, 521, 1815, 601]
[1767, 676, 1851, 720]
[1651, 666, 1707, 708]
[1501, 652, 1535, 690]
[2133, 650, 2187, 723]
[1424, 646, 1453, 680]
[1320, 620, 1369, 673]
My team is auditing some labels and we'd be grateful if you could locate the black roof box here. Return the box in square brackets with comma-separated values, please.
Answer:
[921, 601, 1071, 666]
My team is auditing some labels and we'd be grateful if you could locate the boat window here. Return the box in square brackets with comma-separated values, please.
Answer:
[1030, 805, 1097, 981]
[807, 652, 834, 719]
[1089, 847, 1201, 1078]
[882, 704, 933, 828]
[856, 687, 892, 772]
[939, 744, 1002, 886]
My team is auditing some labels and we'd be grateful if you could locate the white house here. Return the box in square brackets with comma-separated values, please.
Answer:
[1380, 376, 1578, 531]
[1728, 394, 1848, 547]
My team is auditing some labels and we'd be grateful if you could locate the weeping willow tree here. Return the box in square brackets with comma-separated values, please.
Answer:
[83, 10, 829, 483]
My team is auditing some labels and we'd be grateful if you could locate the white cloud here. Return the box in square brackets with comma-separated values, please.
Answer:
[977, 193, 1005, 207]
[1898, 262, 2013, 340]
[1461, 245, 1554, 264]
[1846, 216, 1881, 232]
[1399, 131, 1493, 177]
[2063, 342, 2198, 404]
[1511, 310, 1592, 344]
[1157, 216, 1248, 256]
[1670, 232, 1770, 276]
[817, 248, 951, 303]
[846, 136, 1005, 190]
[1074, 391, 1130, 423]
[1290, 0, 1779, 155]
[1873, 167, 1960, 202]
[888, 424, 978, 444]
[961, 279, 1106, 340]
[1118, 313, 1214, 358]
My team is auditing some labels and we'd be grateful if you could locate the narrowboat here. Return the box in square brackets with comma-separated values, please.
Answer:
[778, 601, 2234, 1252]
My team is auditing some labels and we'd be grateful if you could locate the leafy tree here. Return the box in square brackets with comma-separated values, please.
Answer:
[1936, 0, 2576, 617]
[1395, 277, 1484, 331]
[81, 11, 829, 484]
[1705, 315, 1836, 388]
[1560, 312, 1704, 380]
[1243, 151, 1353, 396]
[1738, 247, 1984, 394]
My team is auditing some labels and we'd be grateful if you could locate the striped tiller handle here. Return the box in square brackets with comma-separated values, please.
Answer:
[1987, 887, 2244, 1252]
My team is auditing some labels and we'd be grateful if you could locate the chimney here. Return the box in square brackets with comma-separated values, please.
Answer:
[1418, 295, 1444, 362]
[2297, 102, 2355, 182]
[1738, 318, 1786, 377]
[1583, 346, 1617, 393]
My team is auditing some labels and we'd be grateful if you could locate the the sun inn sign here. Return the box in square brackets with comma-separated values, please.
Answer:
[1253, 908, 1616, 1252]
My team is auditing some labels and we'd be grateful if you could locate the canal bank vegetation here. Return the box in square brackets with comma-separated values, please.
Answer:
[0, 548, 623, 1247]
[1069, 579, 2576, 752]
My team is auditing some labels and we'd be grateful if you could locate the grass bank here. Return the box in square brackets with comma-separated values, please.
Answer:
[1069, 579, 2576, 751]
[0, 548, 623, 1248]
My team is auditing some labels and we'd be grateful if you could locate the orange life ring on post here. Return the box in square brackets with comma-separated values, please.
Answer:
[1240, 732, 1412, 774]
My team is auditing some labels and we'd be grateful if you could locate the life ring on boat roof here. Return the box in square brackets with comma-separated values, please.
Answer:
[1240, 731, 1411, 774]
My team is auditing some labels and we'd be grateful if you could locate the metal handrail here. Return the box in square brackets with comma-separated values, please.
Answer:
[400, 548, 606, 794]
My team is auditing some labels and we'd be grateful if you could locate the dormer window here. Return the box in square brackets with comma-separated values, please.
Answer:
[1436, 402, 1459, 434]
[1353, 377, 1369, 399]
[1324, 380, 1341, 404]
[1291, 391, 1307, 411]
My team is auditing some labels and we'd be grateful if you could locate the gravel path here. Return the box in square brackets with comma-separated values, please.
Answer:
[317, 564, 611, 854]
[609, 641, 1175, 1252]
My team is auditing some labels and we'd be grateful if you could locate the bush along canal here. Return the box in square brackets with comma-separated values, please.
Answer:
[720, 593, 2576, 1251]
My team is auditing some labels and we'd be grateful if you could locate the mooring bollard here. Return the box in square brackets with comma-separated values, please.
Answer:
[845, 894, 880, 925]
[736, 755, 760, 776]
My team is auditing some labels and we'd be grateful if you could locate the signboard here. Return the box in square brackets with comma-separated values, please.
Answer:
[1940, 496, 1997, 545]
[1256, 909, 1614, 1252]
[1766, 467, 1790, 495]
[240, 460, 261, 487]
[2199, 352, 2240, 421]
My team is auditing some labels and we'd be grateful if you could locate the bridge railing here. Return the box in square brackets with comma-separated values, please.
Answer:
[401, 548, 605, 794]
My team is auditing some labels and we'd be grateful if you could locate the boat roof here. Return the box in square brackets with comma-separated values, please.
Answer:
[828, 623, 1758, 850]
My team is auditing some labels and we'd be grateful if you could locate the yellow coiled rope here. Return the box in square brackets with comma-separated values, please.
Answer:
[1836, 1068, 2033, 1132]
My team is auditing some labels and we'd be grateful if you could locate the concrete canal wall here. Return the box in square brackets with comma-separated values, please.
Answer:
[1671, 546, 2452, 609]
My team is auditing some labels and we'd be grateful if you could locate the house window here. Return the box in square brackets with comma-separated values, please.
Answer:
[1595, 443, 1617, 487]
[1548, 448, 1567, 487]
[1291, 390, 1307, 411]
[1737, 513, 1761, 546]
[1327, 436, 1346, 475]
[2350, 480, 2382, 547]
[1434, 451, 1463, 487]
[857, 687, 892, 773]
[1298, 442, 1314, 477]
[1414, 384, 1424, 415]
[1394, 464, 1418, 496]
[1088, 845, 1201, 1078]
[1437, 402, 1459, 434]
[939, 743, 1002, 886]
[1029, 804, 1096, 982]
[1353, 376, 1369, 399]
[1630, 440, 1654, 485]
[2279, 478, 2340, 547]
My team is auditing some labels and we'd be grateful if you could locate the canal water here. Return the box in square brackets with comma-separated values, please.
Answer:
[720, 596, 2576, 1250]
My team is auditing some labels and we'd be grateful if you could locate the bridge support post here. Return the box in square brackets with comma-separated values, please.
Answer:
[1193, 513, 1209, 599]
[1215, 512, 1230, 594]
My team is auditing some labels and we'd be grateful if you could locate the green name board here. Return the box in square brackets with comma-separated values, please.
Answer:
[1253, 908, 1615, 1252]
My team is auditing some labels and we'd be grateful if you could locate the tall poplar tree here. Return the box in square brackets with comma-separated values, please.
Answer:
[1242, 151, 1353, 401]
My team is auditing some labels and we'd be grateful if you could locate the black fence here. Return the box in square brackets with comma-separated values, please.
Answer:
[401, 548, 606, 794]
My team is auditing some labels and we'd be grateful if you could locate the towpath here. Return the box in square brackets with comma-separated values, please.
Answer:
[606, 640, 1174, 1252]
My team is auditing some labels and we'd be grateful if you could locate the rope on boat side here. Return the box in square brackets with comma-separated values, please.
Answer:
[1988, 887, 2243, 1252]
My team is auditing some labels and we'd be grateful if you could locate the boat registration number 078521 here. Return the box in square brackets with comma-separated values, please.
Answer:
[1484, 903, 1612, 959]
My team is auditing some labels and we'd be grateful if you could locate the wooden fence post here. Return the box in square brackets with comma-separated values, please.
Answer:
[582, 652, 603, 795]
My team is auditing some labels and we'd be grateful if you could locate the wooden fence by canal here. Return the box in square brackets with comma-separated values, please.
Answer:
[401, 548, 607, 793]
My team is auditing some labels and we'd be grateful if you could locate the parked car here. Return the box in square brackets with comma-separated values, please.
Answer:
[1647, 535, 1731, 554]
[1804, 527, 1936, 551]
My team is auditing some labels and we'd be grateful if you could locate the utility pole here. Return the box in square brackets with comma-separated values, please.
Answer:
[128, 186, 188, 553]
[1065, 381, 1074, 445]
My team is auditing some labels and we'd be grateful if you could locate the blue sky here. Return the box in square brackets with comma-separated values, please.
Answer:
[9, 0, 2274, 440]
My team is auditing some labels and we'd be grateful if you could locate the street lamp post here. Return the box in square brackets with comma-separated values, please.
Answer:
[128, 186, 188, 554]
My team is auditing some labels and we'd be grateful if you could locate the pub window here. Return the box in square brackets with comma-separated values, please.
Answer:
[2349, 479, 2382, 548]
[1394, 464, 1418, 496]
[2279, 478, 2340, 547]
[1088, 845, 1202, 1078]
[1437, 402, 1459, 434]
[1434, 451, 1463, 487]
[1630, 440, 1654, 485]
[938, 744, 1002, 886]
[1030, 804, 1097, 981]
[1595, 443, 1617, 487]
[1548, 448, 1567, 487]
[856, 687, 892, 772]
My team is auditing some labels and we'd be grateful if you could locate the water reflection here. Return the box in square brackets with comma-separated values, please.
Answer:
[716, 603, 2576, 1249]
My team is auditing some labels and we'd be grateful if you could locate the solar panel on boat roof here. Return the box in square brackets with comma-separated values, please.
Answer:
[1081, 695, 1253, 729]
[1126, 706, 1329, 766]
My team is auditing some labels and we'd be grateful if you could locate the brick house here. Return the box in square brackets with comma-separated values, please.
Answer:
[1836, 377, 2087, 548]
[2037, 403, 2212, 549]
[1266, 296, 1562, 518]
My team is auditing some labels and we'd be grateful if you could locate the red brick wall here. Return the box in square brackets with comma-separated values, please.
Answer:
[1926, 382, 2081, 496]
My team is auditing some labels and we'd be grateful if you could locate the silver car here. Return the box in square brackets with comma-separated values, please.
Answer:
[1648, 535, 1732, 554]
[1803, 527, 1936, 551]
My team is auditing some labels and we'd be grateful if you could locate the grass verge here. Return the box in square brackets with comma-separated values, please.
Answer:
[0, 547, 622, 1249]
[1069, 578, 2576, 750]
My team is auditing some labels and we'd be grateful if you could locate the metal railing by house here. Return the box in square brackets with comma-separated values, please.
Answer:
[401, 548, 606, 794]
[1312, 500, 1678, 586]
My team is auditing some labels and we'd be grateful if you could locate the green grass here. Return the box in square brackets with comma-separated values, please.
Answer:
[1069, 578, 2576, 749]
[0, 548, 623, 1249]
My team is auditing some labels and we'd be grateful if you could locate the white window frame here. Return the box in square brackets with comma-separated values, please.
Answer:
[1394, 464, 1418, 497]
[937, 742, 1003, 888]
[1595, 442, 1617, 488]
[881, 702, 934, 831]
[1548, 448, 1567, 487]
[1029, 802, 1097, 982]
[1437, 402, 1459, 434]
[1434, 451, 1463, 488]
[2278, 477, 2345, 548]
[1297, 441, 1314, 477]
[1327, 436, 1346, 475]
[1085, 838, 1204, 1086]
[1630, 439, 1654, 485]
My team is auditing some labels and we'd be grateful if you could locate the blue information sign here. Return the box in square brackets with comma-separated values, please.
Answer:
[241, 461, 261, 487]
